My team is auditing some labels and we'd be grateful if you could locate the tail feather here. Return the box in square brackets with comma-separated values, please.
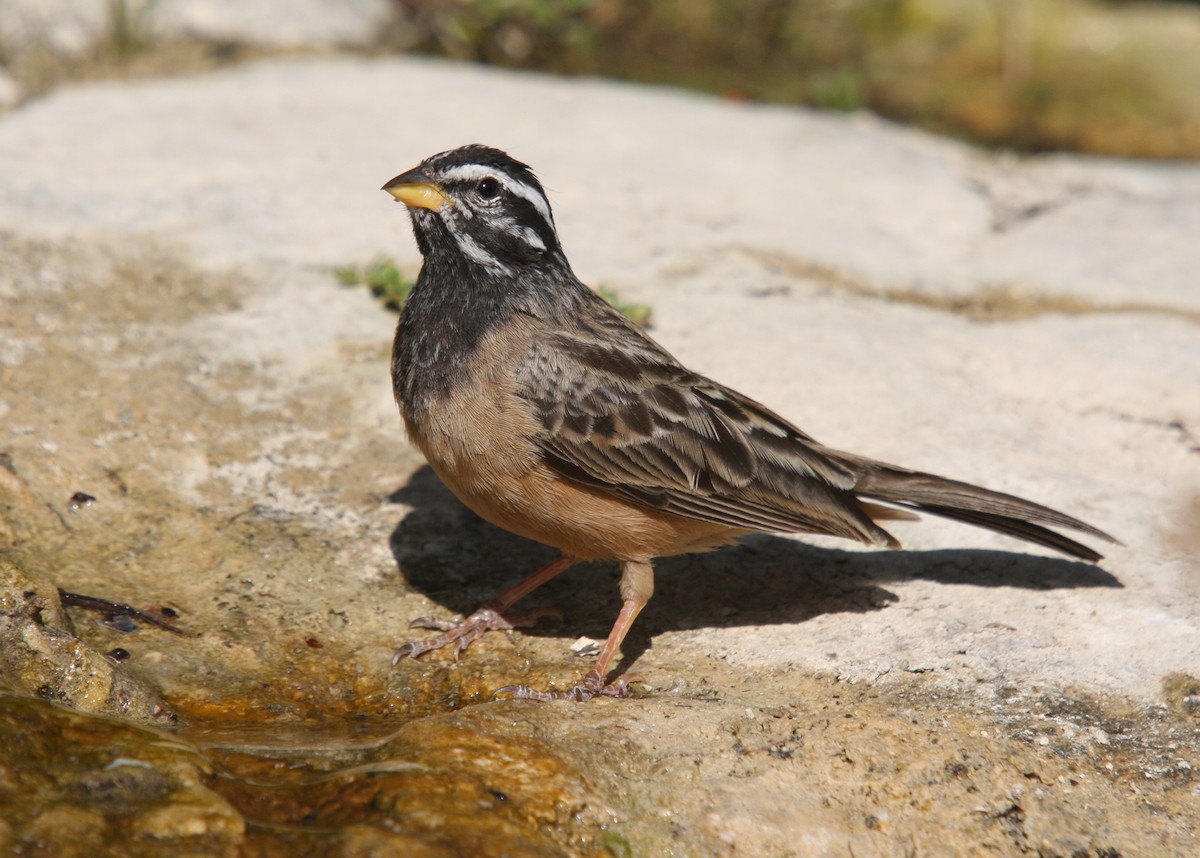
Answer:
[844, 458, 1118, 562]
[883, 501, 1104, 562]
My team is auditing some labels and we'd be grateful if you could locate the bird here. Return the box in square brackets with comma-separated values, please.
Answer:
[382, 144, 1116, 702]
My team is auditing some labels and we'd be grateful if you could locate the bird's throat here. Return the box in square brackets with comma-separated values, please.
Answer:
[390, 258, 515, 420]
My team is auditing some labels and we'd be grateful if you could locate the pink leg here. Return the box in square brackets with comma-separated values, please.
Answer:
[496, 559, 653, 702]
[392, 554, 578, 664]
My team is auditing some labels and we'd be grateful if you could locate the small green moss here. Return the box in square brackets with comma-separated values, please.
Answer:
[602, 829, 634, 857]
[809, 67, 863, 112]
[108, 0, 162, 59]
[336, 254, 653, 327]
[335, 254, 414, 312]
[596, 284, 653, 328]
[333, 264, 360, 287]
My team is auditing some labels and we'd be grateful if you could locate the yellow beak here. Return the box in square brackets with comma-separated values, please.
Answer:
[382, 180, 450, 212]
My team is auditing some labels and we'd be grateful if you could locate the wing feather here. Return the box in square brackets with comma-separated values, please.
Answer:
[510, 291, 1113, 561]
[514, 306, 893, 546]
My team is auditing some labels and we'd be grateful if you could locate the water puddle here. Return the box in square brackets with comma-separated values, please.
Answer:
[2, 695, 632, 857]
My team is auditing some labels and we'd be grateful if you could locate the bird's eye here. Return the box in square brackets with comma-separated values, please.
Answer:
[477, 178, 501, 200]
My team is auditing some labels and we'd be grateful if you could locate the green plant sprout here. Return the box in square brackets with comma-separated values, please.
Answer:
[337, 254, 652, 327]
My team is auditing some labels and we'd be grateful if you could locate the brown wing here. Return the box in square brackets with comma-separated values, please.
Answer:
[513, 301, 897, 547]
[512, 291, 1117, 562]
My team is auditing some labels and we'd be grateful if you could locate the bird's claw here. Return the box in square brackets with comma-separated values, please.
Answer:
[492, 670, 640, 702]
[406, 615, 463, 632]
[392, 606, 559, 666]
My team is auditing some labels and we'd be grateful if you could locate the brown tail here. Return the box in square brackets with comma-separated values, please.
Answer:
[844, 457, 1119, 562]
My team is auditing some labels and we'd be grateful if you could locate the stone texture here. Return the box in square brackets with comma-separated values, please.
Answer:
[0, 0, 393, 57]
[0, 56, 1195, 699]
[0, 65, 21, 111]
[0, 0, 109, 58]
[147, 0, 394, 49]
[0, 696, 244, 856]
[0, 54, 1197, 856]
[0, 556, 177, 726]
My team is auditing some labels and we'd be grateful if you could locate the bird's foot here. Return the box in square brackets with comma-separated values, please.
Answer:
[492, 669, 639, 703]
[391, 606, 560, 665]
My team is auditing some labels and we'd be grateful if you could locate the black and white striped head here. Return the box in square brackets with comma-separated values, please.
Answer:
[383, 145, 559, 276]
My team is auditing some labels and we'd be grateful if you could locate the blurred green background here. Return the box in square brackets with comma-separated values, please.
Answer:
[6, 0, 1199, 159]
[384, 0, 1200, 159]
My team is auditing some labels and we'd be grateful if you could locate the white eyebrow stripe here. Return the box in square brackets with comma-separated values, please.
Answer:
[438, 163, 554, 228]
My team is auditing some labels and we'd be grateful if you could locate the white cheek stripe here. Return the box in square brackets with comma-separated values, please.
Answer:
[455, 230, 514, 276]
[515, 224, 547, 251]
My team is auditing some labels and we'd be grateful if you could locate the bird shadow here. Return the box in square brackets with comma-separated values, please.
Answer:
[386, 465, 1122, 671]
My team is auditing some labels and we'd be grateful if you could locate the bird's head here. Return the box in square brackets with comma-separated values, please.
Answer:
[383, 144, 560, 275]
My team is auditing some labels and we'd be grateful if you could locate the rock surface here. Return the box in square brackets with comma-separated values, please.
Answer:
[0, 696, 243, 855]
[146, 0, 394, 49]
[0, 54, 1197, 855]
[0, 0, 393, 58]
[0, 555, 176, 726]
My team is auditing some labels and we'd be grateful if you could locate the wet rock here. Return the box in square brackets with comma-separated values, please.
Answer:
[203, 704, 629, 857]
[0, 455, 65, 548]
[0, 696, 243, 855]
[0, 558, 177, 726]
